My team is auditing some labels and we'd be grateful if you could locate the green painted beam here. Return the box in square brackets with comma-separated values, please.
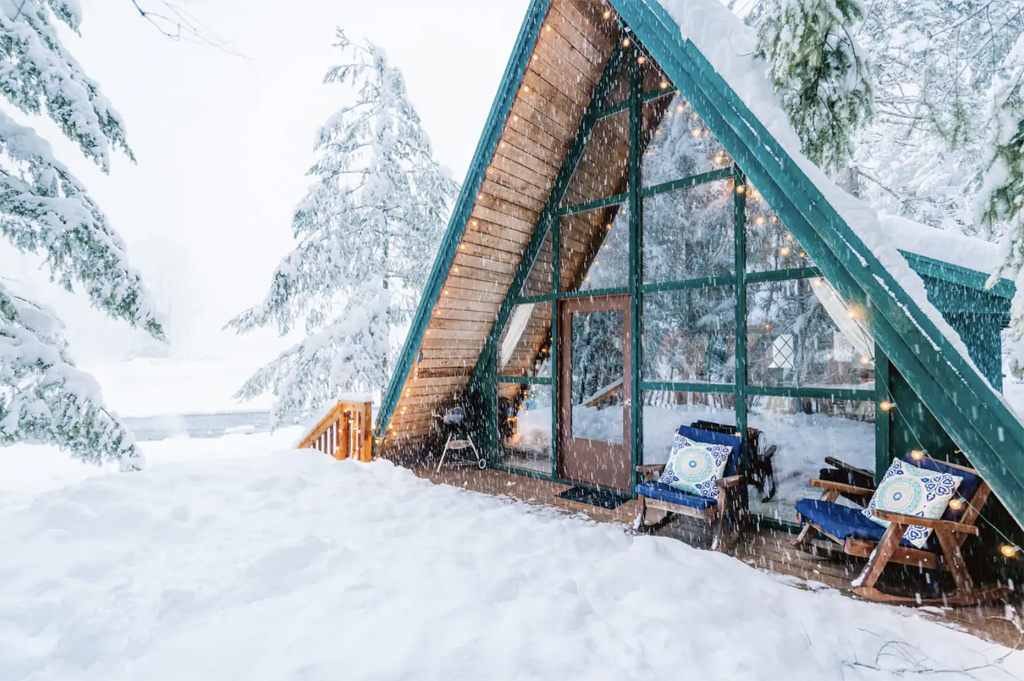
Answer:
[640, 381, 735, 394]
[375, 0, 551, 439]
[557, 192, 629, 217]
[628, 45, 645, 478]
[640, 166, 734, 198]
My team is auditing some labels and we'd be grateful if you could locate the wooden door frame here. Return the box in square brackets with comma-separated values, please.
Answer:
[557, 293, 633, 492]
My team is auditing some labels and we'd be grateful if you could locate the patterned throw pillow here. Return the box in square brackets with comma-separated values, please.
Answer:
[863, 458, 963, 549]
[659, 434, 733, 501]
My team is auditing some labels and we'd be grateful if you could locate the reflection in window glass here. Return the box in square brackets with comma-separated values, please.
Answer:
[497, 302, 552, 378]
[642, 95, 732, 187]
[562, 110, 630, 207]
[745, 186, 814, 272]
[571, 309, 625, 443]
[520, 228, 553, 297]
[747, 396, 875, 522]
[641, 391, 737, 465]
[560, 205, 629, 292]
[497, 382, 552, 474]
[746, 279, 876, 388]
[642, 180, 734, 283]
[643, 287, 736, 384]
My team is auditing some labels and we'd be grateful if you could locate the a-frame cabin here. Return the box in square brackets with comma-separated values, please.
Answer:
[372, 0, 1023, 564]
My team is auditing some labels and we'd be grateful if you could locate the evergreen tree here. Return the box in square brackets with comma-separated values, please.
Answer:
[755, 0, 874, 173]
[852, 0, 1024, 233]
[979, 33, 1024, 377]
[230, 30, 458, 422]
[0, 1, 165, 469]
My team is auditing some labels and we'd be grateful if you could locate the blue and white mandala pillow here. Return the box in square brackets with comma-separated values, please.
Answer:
[658, 434, 733, 501]
[863, 458, 963, 548]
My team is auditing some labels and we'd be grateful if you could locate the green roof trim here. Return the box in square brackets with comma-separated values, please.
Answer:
[901, 251, 1016, 300]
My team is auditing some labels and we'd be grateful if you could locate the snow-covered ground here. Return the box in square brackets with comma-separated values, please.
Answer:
[3, 434, 1023, 680]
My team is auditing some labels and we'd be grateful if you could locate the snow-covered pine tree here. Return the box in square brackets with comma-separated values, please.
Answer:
[229, 30, 458, 422]
[979, 33, 1024, 377]
[755, 0, 873, 173]
[0, 1, 165, 470]
[850, 0, 1024, 234]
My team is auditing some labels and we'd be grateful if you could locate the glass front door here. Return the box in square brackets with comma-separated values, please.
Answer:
[558, 295, 632, 492]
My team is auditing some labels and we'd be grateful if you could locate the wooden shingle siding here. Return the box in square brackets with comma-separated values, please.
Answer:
[384, 0, 626, 446]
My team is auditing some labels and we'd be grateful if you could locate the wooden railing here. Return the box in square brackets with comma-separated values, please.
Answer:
[297, 400, 373, 462]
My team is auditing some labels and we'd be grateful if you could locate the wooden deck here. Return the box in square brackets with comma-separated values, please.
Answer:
[408, 460, 1024, 650]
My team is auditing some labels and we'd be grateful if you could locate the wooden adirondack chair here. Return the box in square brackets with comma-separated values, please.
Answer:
[793, 454, 1013, 606]
[634, 425, 745, 552]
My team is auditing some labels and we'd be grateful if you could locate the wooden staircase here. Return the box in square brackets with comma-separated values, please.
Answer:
[297, 400, 374, 462]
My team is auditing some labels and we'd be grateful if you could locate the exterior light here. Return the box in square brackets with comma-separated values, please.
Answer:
[764, 323, 772, 330]
[691, 128, 701, 137]
[523, 85, 530, 93]
[637, 56, 646, 64]
[513, 115, 519, 122]
[443, 289, 449, 295]
[1001, 545, 1020, 558]
[660, 80, 669, 89]
[780, 247, 791, 256]
[860, 356, 871, 365]
[948, 498, 964, 511]
[676, 104, 685, 113]
[460, 244, 466, 250]
[880, 401, 894, 412]
[454, 267, 459, 272]
[755, 216, 765, 225]
[910, 449, 925, 460]
[847, 310, 857, 319]
[604, 10, 612, 19]
[623, 38, 631, 47]
[736, 185, 745, 194]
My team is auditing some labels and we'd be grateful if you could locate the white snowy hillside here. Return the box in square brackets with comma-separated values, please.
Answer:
[655, 0, 1007, 403]
[2, 445, 1023, 681]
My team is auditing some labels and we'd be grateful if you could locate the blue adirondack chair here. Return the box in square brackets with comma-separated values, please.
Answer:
[793, 453, 1011, 605]
[634, 425, 745, 551]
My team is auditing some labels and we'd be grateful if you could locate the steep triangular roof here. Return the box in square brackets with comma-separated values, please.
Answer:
[376, 0, 1023, 528]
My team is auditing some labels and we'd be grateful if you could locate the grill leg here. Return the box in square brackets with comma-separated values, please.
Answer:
[436, 434, 453, 474]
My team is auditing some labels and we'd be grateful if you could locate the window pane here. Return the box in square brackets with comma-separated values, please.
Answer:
[571, 309, 625, 443]
[498, 382, 552, 474]
[643, 286, 736, 384]
[642, 179, 734, 283]
[745, 184, 814, 272]
[746, 279, 876, 388]
[641, 391, 737, 465]
[642, 95, 732, 188]
[497, 302, 552, 378]
[560, 205, 629, 292]
[747, 396, 875, 522]
[562, 110, 629, 207]
[520, 228, 553, 297]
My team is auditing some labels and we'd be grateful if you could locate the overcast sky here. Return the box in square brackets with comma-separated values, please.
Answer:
[6, 0, 529, 362]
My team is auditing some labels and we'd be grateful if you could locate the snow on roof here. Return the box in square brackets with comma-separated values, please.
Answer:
[654, 0, 1011, 409]
[878, 213, 1001, 276]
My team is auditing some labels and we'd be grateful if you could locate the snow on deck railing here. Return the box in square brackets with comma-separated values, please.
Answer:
[297, 399, 374, 462]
